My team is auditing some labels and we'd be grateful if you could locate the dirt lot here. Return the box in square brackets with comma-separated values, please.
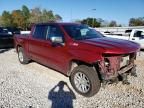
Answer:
[0, 49, 144, 108]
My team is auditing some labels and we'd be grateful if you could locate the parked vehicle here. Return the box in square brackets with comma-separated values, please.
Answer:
[14, 23, 140, 97]
[4, 27, 21, 35]
[105, 29, 144, 49]
[0, 27, 14, 48]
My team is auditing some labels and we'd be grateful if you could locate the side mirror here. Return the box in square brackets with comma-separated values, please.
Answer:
[50, 36, 63, 44]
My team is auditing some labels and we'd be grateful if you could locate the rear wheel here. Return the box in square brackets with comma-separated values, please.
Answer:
[18, 47, 29, 64]
[70, 65, 101, 97]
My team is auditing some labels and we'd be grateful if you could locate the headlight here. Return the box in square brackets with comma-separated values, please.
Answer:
[104, 58, 110, 67]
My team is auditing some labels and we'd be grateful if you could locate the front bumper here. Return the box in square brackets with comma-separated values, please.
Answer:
[98, 53, 136, 80]
[118, 63, 134, 74]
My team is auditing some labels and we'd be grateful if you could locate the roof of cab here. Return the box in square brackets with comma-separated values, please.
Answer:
[35, 22, 81, 26]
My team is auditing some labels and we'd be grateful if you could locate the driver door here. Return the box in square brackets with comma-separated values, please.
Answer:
[44, 24, 69, 73]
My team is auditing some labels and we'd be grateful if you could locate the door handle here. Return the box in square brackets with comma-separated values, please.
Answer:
[132, 38, 135, 40]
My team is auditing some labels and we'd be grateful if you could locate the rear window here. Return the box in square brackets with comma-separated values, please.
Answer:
[33, 25, 48, 40]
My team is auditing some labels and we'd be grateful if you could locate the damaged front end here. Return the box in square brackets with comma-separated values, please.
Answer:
[97, 53, 137, 85]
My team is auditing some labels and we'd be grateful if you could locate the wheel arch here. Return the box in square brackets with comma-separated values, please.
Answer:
[67, 59, 100, 77]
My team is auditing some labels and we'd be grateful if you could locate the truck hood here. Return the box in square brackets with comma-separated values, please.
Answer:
[80, 37, 140, 54]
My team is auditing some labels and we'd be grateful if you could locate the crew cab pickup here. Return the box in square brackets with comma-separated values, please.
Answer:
[105, 29, 144, 49]
[14, 23, 140, 97]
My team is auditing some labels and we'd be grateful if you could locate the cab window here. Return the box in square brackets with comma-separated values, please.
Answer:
[33, 25, 48, 40]
[47, 25, 64, 42]
[134, 31, 144, 38]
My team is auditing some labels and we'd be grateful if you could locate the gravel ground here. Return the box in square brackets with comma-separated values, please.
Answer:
[0, 49, 144, 108]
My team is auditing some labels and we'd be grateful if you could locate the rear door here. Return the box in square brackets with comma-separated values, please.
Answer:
[29, 24, 48, 65]
[29, 24, 69, 73]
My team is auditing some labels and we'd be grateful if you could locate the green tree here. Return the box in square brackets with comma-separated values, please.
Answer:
[12, 10, 25, 29]
[129, 17, 144, 26]
[118, 24, 122, 27]
[29, 7, 42, 23]
[29, 7, 62, 23]
[1, 11, 12, 27]
[55, 14, 62, 22]
[108, 20, 117, 27]
[41, 9, 55, 22]
[0, 16, 2, 26]
[22, 5, 30, 30]
[0, 6, 63, 29]
[41, 9, 49, 22]
[81, 17, 101, 27]
[46, 10, 55, 21]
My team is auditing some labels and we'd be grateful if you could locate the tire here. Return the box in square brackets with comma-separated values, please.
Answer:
[70, 65, 101, 97]
[18, 47, 29, 64]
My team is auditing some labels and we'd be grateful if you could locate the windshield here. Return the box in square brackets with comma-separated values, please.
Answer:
[63, 24, 103, 40]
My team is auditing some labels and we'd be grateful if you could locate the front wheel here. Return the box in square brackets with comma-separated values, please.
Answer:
[70, 65, 101, 97]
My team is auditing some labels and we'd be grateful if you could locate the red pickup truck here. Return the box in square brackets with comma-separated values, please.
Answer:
[14, 23, 140, 97]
